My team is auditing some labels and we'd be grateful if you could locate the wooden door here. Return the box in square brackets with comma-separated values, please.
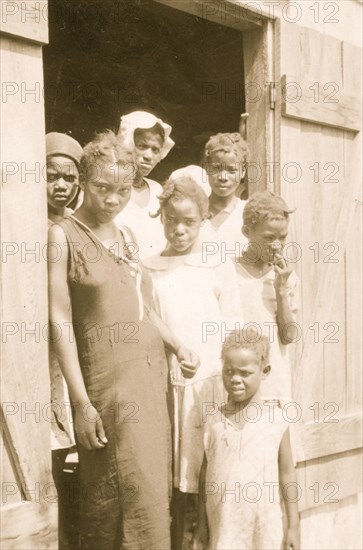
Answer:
[0, 3, 57, 548]
[275, 13, 362, 549]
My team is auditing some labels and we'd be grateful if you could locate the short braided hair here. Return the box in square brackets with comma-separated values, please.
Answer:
[152, 176, 209, 219]
[243, 190, 295, 229]
[80, 130, 136, 184]
[203, 132, 249, 168]
[221, 327, 270, 368]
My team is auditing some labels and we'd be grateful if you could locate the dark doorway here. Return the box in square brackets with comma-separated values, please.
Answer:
[44, 0, 245, 181]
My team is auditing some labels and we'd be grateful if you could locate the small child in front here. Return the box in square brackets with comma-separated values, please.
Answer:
[144, 176, 243, 549]
[236, 190, 299, 404]
[194, 329, 300, 550]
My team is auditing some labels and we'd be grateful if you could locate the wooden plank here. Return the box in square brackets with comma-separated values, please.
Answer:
[1, 36, 57, 547]
[341, 40, 363, 414]
[0, 431, 22, 505]
[300, 493, 363, 550]
[297, 448, 363, 512]
[1, 502, 57, 549]
[281, 75, 361, 132]
[294, 414, 363, 463]
[293, 165, 362, 417]
[0, 0, 48, 44]
[345, 149, 363, 414]
[280, 120, 326, 413]
[318, 128, 347, 413]
[342, 41, 362, 94]
[153, 0, 262, 30]
[243, 27, 270, 193]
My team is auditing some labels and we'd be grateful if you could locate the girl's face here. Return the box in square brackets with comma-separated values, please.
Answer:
[243, 216, 289, 264]
[161, 198, 203, 255]
[82, 163, 133, 223]
[207, 150, 244, 198]
[222, 348, 267, 404]
[46, 155, 79, 209]
[133, 129, 163, 177]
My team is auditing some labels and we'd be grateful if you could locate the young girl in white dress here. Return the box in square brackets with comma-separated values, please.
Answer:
[115, 110, 175, 258]
[143, 176, 243, 549]
[194, 329, 300, 550]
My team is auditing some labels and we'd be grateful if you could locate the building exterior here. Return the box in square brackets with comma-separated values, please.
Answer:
[1, 1, 362, 548]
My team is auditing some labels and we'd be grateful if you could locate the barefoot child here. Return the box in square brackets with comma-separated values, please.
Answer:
[115, 110, 175, 258]
[194, 330, 300, 550]
[203, 132, 249, 257]
[143, 176, 243, 549]
[236, 190, 299, 403]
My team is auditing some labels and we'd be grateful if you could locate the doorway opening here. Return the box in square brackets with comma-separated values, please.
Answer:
[43, 0, 252, 182]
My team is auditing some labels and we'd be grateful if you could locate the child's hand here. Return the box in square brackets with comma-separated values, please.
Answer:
[192, 524, 208, 550]
[176, 346, 200, 379]
[273, 252, 292, 291]
[74, 403, 108, 450]
[284, 526, 300, 550]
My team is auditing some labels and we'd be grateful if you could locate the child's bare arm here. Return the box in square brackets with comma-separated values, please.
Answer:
[193, 454, 209, 549]
[279, 428, 300, 550]
[273, 254, 297, 344]
[48, 224, 107, 450]
[147, 307, 200, 378]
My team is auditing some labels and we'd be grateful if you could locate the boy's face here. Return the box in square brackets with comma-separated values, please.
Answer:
[244, 216, 289, 264]
[133, 130, 163, 177]
[82, 163, 132, 223]
[222, 347, 268, 403]
[161, 198, 203, 255]
[46, 155, 79, 209]
[207, 149, 244, 198]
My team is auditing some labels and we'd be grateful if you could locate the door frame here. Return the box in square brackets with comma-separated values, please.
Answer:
[153, 0, 277, 194]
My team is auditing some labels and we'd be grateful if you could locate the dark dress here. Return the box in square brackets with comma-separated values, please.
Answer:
[59, 216, 171, 550]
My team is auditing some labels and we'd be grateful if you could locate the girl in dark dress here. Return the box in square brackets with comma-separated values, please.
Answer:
[48, 131, 199, 550]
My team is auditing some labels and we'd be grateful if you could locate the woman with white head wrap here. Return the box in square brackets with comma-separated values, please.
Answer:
[115, 111, 175, 259]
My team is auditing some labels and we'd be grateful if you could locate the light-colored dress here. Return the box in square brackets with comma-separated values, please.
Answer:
[236, 262, 299, 402]
[208, 197, 248, 260]
[144, 248, 243, 493]
[204, 407, 287, 550]
[115, 178, 165, 259]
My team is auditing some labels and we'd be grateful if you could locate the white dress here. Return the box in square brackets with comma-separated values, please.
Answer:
[114, 178, 166, 260]
[236, 263, 299, 402]
[208, 197, 248, 261]
[144, 249, 243, 493]
[204, 408, 287, 550]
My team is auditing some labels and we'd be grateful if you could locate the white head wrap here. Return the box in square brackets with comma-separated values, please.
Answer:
[169, 165, 210, 197]
[117, 111, 175, 160]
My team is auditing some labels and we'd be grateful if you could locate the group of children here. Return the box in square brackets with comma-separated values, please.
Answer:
[46, 111, 300, 550]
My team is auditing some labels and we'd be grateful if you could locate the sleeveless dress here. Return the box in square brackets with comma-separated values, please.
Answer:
[204, 407, 287, 550]
[59, 216, 171, 550]
[144, 249, 243, 494]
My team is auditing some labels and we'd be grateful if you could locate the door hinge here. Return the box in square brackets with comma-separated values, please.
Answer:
[269, 82, 276, 110]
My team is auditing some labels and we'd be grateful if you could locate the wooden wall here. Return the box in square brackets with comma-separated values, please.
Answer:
[274, 2, 362, 548]
[1, 2, 57, 547]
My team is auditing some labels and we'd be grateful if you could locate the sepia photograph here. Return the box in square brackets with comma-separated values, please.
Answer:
[1, 1, 362, 549]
